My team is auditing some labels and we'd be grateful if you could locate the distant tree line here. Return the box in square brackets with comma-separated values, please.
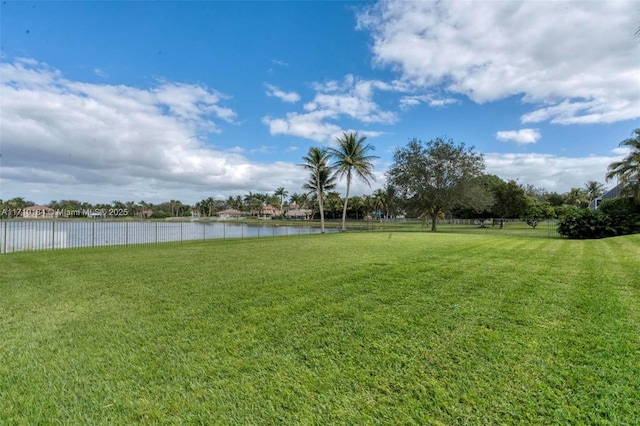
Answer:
[3, 129, 638, 239]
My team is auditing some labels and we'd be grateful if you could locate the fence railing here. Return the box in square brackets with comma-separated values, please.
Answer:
[0, 218, 560, 254]
[0, 220, 338, 254]
[345, 218, 561, 238]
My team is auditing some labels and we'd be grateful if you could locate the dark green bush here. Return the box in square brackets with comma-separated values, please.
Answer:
[557, 198, 640, 239]
[598, 198, 640, 235]
[557, 209, 613, 239]
[151, 211, 171, 219]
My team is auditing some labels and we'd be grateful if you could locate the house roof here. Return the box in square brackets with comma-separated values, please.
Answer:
[218, 209, 242, 216]
[24, 205, 54, 211]
[285, 209, 311, 217]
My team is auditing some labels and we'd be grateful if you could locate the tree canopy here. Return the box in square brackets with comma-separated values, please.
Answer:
[299, 147, 335, 233]
[387, 137, 489, 231]
[606, 128, 640, 204]
[328, 132, 378, 232]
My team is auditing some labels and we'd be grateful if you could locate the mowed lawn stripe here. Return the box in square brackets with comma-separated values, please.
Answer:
[1, 233, 638, 424]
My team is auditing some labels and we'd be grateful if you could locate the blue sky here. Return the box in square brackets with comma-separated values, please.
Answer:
[1, 1, 639, 205]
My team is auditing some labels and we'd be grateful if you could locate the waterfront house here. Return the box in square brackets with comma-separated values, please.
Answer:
[218, 209, 243, 219]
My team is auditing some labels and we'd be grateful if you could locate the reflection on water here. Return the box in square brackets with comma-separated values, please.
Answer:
[0, 221, 336, 253]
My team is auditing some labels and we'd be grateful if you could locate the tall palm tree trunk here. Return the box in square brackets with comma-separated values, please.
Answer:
[341, 173, 351, 232]
[317, 170, 326, 233]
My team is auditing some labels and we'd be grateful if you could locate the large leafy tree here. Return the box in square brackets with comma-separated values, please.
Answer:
[544, 192, 566, 207]
[492, 179, 529, 218]
[299, 147, 335, 233]
[328, 132, 378, 232]
[387, 137, 489, 231]
[606, 129, 640, 204]
[522, 198, 556, 229]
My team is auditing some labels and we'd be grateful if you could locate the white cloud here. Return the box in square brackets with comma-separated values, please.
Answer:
[484, 153, 623, 193]
[263, 74, 395, 142]
[399, 94, 458, 110]
[93, 68, 108, 78]
[611, 146, 631, 156]
[304, 75, 397, 124]
[264, 83, 300, 103]
[495, 129, 541, 145]
[263, 110, 341, 142]
[358, 1, 640, 125]
[0, 59, 307, 204]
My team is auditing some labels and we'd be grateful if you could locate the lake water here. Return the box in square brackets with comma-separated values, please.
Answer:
[0, 220, 337, 253]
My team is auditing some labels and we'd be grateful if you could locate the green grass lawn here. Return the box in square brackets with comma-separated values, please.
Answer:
[1, 233, 638, 424]
[351, 219, 560, 238]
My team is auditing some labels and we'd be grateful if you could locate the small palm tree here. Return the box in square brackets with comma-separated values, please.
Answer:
[288, 192, 302, 208]
[566, 188, 587, 208]
[299, 147, 335, 233]
[304, 167, 337, 222]
[584, 181, 605, 204]
[274, 187, 288, 212]
[326, 192, 342, 219]
[372, 188, 387, 219]
[205, 197, 216, 217]
[360, 195, 375, 220]
[328, 132, 379, 232]
[606, 129, 640, 204]
[243, 192, 262, 216]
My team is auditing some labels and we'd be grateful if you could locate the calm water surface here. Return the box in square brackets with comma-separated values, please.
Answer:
[0, 220, 336, 253]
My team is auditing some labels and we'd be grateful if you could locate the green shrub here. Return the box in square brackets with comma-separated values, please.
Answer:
[553, 204, 578, 219]
[557, 198, 640, 239]
[557, 209, 613, 239]
[151, 211, 171, 219]
[598, 198, 640, 235]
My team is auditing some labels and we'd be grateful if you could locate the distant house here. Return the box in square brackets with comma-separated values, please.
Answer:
[190, 208, 201, 218]
[22, 205, 55, 218]
[138, 210, 153, 218]
[285, 208, 312, 220]
[260, 204, 280, 219]
[589, 183, 623, 210]
[218, 209, 243, 219]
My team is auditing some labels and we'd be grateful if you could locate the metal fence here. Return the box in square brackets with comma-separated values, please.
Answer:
[0, 218, 561, 254]
[0, 220, 337, 254]
[346, 218, 561, 238]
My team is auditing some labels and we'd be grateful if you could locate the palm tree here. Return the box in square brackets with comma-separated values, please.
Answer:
[606, 129, 640, 204]
[205, 197, 215, 217]
[169, 200, 177, 217]
[372, 188, 387, 219]
[243, 192, 264, 216]
[584, 181, 605, 204]
[125, 201, 136, 217]
[328, 132, 378, 231]
[274, 187, 288, 212]
[225, 196, 241, 210]
[565, 188, 587, 208]
[299, 147, 335, 233]
[288, 192, 302, 208]
[304, 162, 337, 220]
[326, 192, 343, 219]
[359, 195, 375, 220]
